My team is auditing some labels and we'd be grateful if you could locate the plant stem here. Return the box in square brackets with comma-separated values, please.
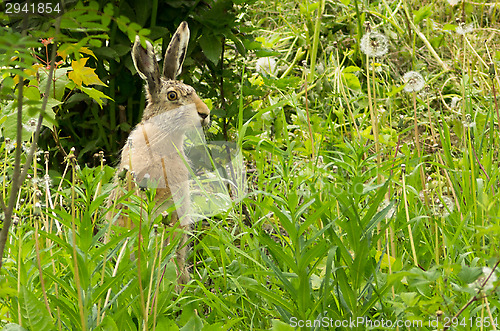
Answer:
[413, 92, 428, 205]
[402, 164, 418, 266]
[70, 153, 86, 330]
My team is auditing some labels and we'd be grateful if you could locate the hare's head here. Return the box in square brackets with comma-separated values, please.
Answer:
[132, 22, 210, 127]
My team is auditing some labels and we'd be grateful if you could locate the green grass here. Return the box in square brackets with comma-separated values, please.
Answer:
[1, 0, 500, 330]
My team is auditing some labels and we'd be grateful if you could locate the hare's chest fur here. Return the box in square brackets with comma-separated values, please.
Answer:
[120, 121, 189, 192]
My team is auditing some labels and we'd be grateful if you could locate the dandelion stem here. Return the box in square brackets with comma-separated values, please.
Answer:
[402, 165, 418, 266]
[138, 193, 147, 327]
[413, 92, 428, 205]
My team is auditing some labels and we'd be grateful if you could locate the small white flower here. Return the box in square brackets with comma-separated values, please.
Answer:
[402, 71, 425, 93]
[470, 267, 498, 292]
[256, 57, 277, 75]
[360, 32, 389, 57]
[456, 23, 474, 35]
[447, 0, 460, 6]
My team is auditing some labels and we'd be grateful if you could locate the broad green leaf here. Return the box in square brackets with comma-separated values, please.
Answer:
[0, 324, 29, 331]
[179, 314, 204, 331]
[155, 318, 179, 331]
[342, 72, 360, 90]
[19, 287, 54, 331]
[95, 316, 119, 331]
[272, 320, 295, 331]
[68, 58, 107, 87]
[199, 33, 222, 65]
[23, 86, 40, 101]
[79, 86, 112, 108]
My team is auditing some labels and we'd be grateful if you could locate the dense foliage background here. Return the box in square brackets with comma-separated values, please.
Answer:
[1, 0, 500, 330]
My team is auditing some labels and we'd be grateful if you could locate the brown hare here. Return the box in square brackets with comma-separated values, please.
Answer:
[108, 21, 210, 285]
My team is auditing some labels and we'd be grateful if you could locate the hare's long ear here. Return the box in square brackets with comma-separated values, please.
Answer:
[163, 21, 190, 80]
[132, 36, 161, 95]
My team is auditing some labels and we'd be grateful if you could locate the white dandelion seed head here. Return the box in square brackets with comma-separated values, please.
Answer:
[450, 96, 461, 109]
[44, 174, 52, 188]
[256, 57, 277, 75]
[31, 177, 44, 187]
[4, 138, 15, 153]
[456, 23, 474, 35]
[360, 32, 389, 57]
[447, 0, 460, 6]
[463, 120, 476, 129]
[435, 196, 454, 217]
[470, 267, 497, 292]
[402, 71, 425, 93]
[23, 118, 37, 133]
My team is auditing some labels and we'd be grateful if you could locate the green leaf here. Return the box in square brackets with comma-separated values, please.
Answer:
[79, 86, 113, 108]
[155, 318, 179, 331]
[1, 99, 58, 140]
[272, 319, 295, 331]
[101, 3, 114, 27]
[179, 312, 204, 331]
[457, 265, 482, 284]
[68, 58, 107, 87]
[1, 324, 29, 331]
[343, 65, 360, 73]
[413, 4, 433, 24]
[23, 86, 40, 101]
[342, 72, 360, 90]
[19, 287, 54, 331]
[199, 33, 222, 65]
[95, 316, 119, 331]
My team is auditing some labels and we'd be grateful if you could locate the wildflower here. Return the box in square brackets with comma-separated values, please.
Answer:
[402, 71, 425, 93]
[447, 0, 460, 6]
[450, 96, 461, 109]
[23, 118, 37, 133]
[256, 57, 277, 75]
[470, 267, 498, 292]
[360, 32, 389, 58]
[41, 37, 54, 47]
[370, 62, 383, 73]
[456, 23, 474, 35]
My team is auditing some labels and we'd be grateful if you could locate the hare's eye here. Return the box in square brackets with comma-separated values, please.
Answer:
[167, 91, 178, 101]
